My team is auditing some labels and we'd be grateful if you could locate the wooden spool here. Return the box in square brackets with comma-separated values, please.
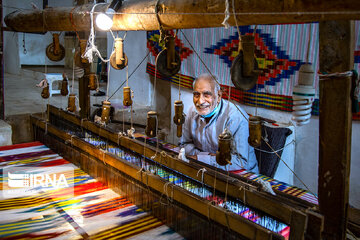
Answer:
[248, 116, 262, 147]
[61, 78, 69, 96]
[88, 73, 97, 91]
[216, 130, 232, 166]
[67, 94, 76, 112]
[123, 86, 132, 107]
[101, 100, 111, 124]
[145, 111, 158, 138]
[41, 85, 50, 99]
[173, 100, 185, 137]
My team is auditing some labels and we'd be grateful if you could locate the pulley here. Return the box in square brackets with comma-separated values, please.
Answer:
[101, 100, 112, 124]
[248, 116, 262, 147]
[145, 111, 158, 138]
[156, 35, 181, 77]
[173, 100, 185, 137]
[74, 39, 89, 68]
[110, 38, 128, 70]
[230, 35, 259, 91]
[67, 94, 76, 112]
[216, 128, 232, 166]
[88, 72, 97, 91]
[60, 75, 69, 96]
[46, 33, 65, 62]
[123, 86, 132, 107]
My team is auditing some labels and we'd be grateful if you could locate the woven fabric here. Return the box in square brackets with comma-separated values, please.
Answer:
[147, 22, 360, 120]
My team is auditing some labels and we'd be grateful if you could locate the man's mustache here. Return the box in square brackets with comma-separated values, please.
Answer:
[196, 103, 211, 109]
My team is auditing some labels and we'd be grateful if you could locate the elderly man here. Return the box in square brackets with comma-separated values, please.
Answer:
[180, 73, 259, 173]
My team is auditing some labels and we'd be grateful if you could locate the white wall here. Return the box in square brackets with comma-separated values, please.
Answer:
[107, 31, 151, 108]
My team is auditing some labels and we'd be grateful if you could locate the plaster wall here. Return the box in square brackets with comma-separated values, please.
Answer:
[107, 31, 151, 108]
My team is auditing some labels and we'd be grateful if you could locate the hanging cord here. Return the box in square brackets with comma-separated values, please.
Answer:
[180, 29, 249, 122]
[262, 137, 318, 199]
[222, 0, 230, 29]
[83, 3, 113, 63]
[108, 51, 150, 100]
[69, 6, 81, 42]
[22, 33, 27, 54]
[72, 51, 75, 94]
[306, 23, 312, 63]
[224, 166, 230, 208]
[153, 49, 164, 105]
[232, 0, 242, 42]
[155, 0, 165, 41]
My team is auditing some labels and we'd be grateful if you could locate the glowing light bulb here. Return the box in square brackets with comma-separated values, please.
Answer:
[95, 8, 115, 31]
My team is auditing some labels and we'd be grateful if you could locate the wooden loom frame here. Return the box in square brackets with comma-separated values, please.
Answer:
[29, 105, 325, 239]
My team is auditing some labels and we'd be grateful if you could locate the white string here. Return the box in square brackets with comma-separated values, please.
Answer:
[83, 3, 112, 63]
[72, 51, 75, 93]
[221, 0, 230, 29]
[196, 168, 207, 183]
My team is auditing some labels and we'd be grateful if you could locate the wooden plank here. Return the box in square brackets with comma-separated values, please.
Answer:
[305, 211, 324, 240]
[79, 63, 90, 119]
[4, 0, 360, 33]
[318, 20, 354, 240]
[289, 210, 307, 240]
[31, 115, 283, 240]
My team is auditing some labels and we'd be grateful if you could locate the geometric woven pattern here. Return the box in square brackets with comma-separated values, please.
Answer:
[204, 26, 304, 91]
[146, 30, 193, 60]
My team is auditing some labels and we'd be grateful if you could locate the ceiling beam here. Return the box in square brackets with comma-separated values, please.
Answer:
[4, 0, 360, 33]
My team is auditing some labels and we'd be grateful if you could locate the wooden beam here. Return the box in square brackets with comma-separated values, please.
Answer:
[4, 0, 360, 32]
[318, 20, 354, 240]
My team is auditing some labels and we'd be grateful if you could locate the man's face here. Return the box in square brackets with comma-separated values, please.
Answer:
[193, 78, 221, 116]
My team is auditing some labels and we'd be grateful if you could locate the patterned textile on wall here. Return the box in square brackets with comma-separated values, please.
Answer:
[146, 22, 360, 120]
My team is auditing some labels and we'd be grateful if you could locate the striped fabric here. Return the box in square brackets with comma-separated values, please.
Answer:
[147, 21, 360, 120]
[0, 142, 183, 240]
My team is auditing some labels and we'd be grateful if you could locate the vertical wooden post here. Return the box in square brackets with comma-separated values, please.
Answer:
[0, 0, 4, 120]
[78, 30, 90, 119]
[318, 20, 354, 240]
[79, 65, 90, 119]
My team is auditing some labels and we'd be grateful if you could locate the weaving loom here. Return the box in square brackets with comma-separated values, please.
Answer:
[0, 142, 183, 239]
[0, 104, 323, 239]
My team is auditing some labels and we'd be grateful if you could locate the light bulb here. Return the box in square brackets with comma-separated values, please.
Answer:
[95, 8, 115, 31]
[292, 63, 316, 126]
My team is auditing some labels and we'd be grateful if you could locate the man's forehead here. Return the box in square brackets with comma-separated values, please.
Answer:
[193, 78, 215, 91]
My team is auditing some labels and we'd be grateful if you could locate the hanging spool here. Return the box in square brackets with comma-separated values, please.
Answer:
[67, 94, 76, 112]
[123, 86, 132, 106]
[101, 100, 112, 124]
[230, 35, 259, 91]
[41, 84, 50, 99]
[248, 116, 262, 147]
[88, 73, 97, 91]
[173, 100, 185, 138]
[156, 35, 181, 77]
[110, 38, 128, 70]
[74, 39, 89, 68]
[145, 111, 158, 138]
[216, 129, 232, 166]
[46, 33, 65, 62]
[60, 76, 69, 96]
